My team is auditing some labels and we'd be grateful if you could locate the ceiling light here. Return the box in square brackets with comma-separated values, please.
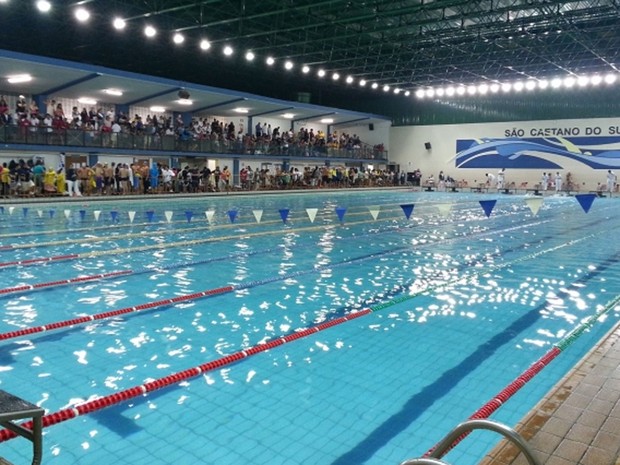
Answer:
[144, 25, 156, 38]
[513, 81, 524, 91]
[36, 0, 51, 13]
[346, 76, 354, 84]
[404, 90, 410, 96]
[320, 118, 334, 124]
[150, 106, 166, 113]
[7, 74, 32, 84]
[223, 45, 234, 56]
[501, 82, 512, 92]
[302, 65, 310, 73]
[604, 73, 617, 84]
[538, 80, 549, 89]
[102, 88, 123, 96]
[563, 76, 576, 88]
[200, 39, 211, 50]
[425, 88, 435, 97]
[332, 73, 340, 80]
[456, 86, 466, 95]
[317, 69, 326, 78]
[282, 113, 295, 119]
[173, 33, 185, 44]
[467, 85, 477, 95]
[394, 88, 401, 94]
[245, 51, 255, 61]
[551, 78, 562, 88]
[445, 86, 455, 96]
[415, 89, 425, 98]
[489, 83, 500, 93]
[525, 80, 536, 90]
[371, 82, 378, 89]
[77, 97, 97, 105]
[233, 108, 249, 113]
[113, 18, 126, 30]
[590, 75, 602, 85]
[435, 88, 444, 96]
[577, 76, 589, 87]
[359, 79, 366, 86]
[266, 57, 275, 66]
[383, 85, 390, 92]
[74, 7, 90, 22]
[284, 60, 294, 70]
[177, 99, 193, 105]
[478, 84, 489, 94]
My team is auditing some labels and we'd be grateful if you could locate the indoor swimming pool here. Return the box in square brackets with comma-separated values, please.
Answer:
[0, 190, 619, 465]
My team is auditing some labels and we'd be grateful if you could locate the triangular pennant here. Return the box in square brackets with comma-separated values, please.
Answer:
[64, 209, 71, 219]
[48, 209, 55, 218]
[0, 206, 3, 214]
[400, 204, 414, 220]
[335, 207, 347, 222]
[524, 198, 543, 216]
[8, 206, 15, 215]
[110, 211, 119, 222]
[279, 208, 290, 223]
[79, 210, 86, 220]
[185, 211, 193, 223]
[164, 211, 174, 223]
[306, 208, 318, 223]
[252, 210, 263, 223]
[368, 207, 380, 220]
[205, 210, 215, 224]
[436, 203, 452, 217]
[575, 194, 596, 213]
[146, 210, 154, 222]
[22, 207, 29, 217]
[479, 200, 497, 218]
[128, 211, 136, 223]
[227, 210, 238, 223]
[37, 209, 43, 218]
[94, 210, 101, 221]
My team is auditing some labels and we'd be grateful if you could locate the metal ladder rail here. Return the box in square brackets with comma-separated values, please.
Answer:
[400, 419, 541, 465]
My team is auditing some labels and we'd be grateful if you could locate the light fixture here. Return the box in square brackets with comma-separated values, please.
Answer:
[7, 74, 32, 84]
[36, 0, 51, 13]
[173, 33, 185, 44]
[302, 65, 310, 73]
[604, 73, 617, 84]
[150, 106, 166, 113]
[332, 73, 340, 80]
[282, 113, 295, 119]
[404, 90, 411, 96]
[467, 85, 477, 95]
[113, 18, 126, 30]
[233, 108, 249, 113]
[144, 25, 157, 38]
[177, 99, 193, 105]
[415, 89, 425, 98]
[525, 80, 536, 90]
[266, 57, 275, 66]
[478, 84, 489, 94]
[359, 79, 366, 86]
[425, 88, 435, 97]
[591, 75, 602, 85]
[550, 78, 562, 88]
[371, 82, 378, 89]
[317, 69, 326, 77]
[394, 88, 401, 94]
[501, 82, 512, 92]
[74, 7, 90, 22]
[563, 76, 576, 88]
[284, 60, 294, 70]
[445, 86, 455, 96]
[223, 45, 234, 56]
[456, 86, 466, 95]
[383, 85, 390, 92]
[320, 118, 334, 124]
[435, 88, 444, 97]
[102, 88, 123, 96]
[513, 81, 524, 91]
[345, 76, 353, 84]
[77, 97, 97, 105]
[490, 83, 500, 93]
[538, 80, 549, 89]
[200, 39, 211, 50]
[245, 51, 255, 61]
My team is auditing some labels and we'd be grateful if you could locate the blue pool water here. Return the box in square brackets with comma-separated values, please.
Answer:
[0, 190, 619, 465]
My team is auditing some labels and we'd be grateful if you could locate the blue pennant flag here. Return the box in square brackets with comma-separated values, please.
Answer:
[110, 211, 118, 221]
[0, 206, 3, 214]
[49, 209, 55, 218]
[279, 208, 290, 223]
[146, 210, 155, 222]
[400, 204, 414, 220]
[22, 207, 28, 217]
[335, 207, 347, 222]
[79, 210, 86, 220]
[185, 211, 194, 222]
[479, 200, 497, 218]
[227, 210, 238, 223]
[575, 194, 596, 213]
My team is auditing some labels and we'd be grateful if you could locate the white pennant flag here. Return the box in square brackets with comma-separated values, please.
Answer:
[205, 210, 215, 224]
[165, 211, 174, 223]
[94, 210, 101, 221]
[64, 209, 71, 219]
[306, 208, 318, 223]
[37, 209, 43, 218]
[436, 203, 453, 217]
[8, 206, 14, 215]
[525, 197, 544, 216]
[252, 209, 263, 223]
[368, 207, 380, 220]
[128, 211, 136, 223]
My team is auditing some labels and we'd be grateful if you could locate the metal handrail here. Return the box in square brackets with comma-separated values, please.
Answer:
[400, 419, 540, 465]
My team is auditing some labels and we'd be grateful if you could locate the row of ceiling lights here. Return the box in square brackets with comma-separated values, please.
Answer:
[4, 1, 620, 100]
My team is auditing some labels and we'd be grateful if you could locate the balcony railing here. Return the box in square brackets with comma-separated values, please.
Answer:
[0, 125, 388, 161]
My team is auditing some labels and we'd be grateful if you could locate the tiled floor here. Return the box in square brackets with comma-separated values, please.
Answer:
[479, 321, 620, 465]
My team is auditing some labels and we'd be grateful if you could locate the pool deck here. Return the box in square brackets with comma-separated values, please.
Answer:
[480, 319, 620, 465]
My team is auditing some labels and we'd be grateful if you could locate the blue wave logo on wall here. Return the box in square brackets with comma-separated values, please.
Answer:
[455, 137, 620, 169]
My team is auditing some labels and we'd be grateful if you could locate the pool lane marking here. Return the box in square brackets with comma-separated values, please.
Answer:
[424, 292, 620, 459]
[0, 236, 614, 444]
[0, 205, 555, 269]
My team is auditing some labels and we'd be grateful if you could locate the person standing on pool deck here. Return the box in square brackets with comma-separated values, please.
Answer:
[554, 171, 562, 192]
[485, 172, 496, 187]
[607, 169, 617, 192]
[542, 172, 549, 191]
[497, 168, 505, 190]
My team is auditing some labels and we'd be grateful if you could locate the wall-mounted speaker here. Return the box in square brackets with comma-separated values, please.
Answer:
[424, 142, 432, 150]
[178, 89, 190, 99]
[369, 123, 374, 131]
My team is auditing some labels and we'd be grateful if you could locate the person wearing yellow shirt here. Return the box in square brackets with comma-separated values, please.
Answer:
[56, 169, 67, 195]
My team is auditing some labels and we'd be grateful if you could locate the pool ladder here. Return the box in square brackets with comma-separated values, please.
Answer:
[400, 419, 540, 465]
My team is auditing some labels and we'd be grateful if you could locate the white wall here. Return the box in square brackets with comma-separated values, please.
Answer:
[389, 117, 620, 190]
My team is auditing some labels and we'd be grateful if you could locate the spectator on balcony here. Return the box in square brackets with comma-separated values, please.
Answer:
[42, 113, 53, 133]
[0, 95, 8, 115]
[16, 95, 27, 117]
